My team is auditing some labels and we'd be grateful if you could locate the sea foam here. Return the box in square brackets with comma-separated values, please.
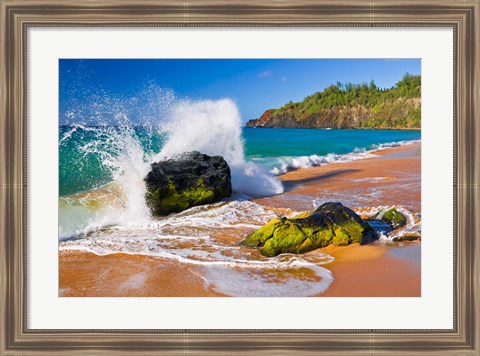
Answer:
[59, 198, 335, 297]
[265, 140, 420, 175]
[355, 205, 421, 241]
[156, 98, 284, 197]
[59, 95, 284, 240]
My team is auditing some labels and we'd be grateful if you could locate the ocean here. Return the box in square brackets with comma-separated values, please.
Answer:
[60, 126, 420, 197]
[58, 98, 421, 297]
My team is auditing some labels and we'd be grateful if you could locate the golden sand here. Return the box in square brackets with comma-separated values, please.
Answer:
[59, 250, 227, 297]
[318, 243, 420, 297]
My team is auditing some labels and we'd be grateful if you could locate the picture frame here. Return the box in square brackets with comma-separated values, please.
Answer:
[1, 0, 478, 354]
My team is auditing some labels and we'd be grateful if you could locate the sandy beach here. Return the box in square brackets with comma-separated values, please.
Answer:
[59, 142, 421, 297]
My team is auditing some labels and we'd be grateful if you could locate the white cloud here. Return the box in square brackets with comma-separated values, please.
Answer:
[280, 76, 288, 83]
[258, 70, 272, 78]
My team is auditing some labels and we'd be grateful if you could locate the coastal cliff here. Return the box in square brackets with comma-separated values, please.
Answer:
[246, 74, 421, 129]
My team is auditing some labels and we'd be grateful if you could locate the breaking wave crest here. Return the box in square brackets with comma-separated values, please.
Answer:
[264, 140, 420, 175]
[156, 99, 284, 197]
[59, 94, 284, 240]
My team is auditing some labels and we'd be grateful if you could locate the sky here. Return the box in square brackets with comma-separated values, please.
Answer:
[59, 58, 421, 125]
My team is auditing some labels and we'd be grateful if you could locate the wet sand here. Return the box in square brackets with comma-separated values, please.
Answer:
[60, 250, 227, 297]
[317, 242, 420, 297]
[255, 142, 421, 213]
[59, 142, 421, 297]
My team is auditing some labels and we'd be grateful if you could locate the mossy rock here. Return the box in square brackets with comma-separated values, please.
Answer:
[242, 202, 378, 257]
[144, 151, 232, 215]
[392, 233, 420, 241]
[381, 207, 407, 229]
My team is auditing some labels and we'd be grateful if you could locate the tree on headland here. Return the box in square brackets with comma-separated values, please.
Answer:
[246, 73, 421, 129]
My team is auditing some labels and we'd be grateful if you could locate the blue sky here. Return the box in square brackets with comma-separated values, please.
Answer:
[59, 59, 420, 125]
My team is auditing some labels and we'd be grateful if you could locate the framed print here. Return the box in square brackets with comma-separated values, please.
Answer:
[1, 0, 479, 355]
[56, 57, 423, 299]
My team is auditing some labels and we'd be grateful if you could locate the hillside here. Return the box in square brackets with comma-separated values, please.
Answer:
[246, 74, 421, 129]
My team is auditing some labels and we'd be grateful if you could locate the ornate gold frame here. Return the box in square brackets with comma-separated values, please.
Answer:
[1, 1, 479, 354]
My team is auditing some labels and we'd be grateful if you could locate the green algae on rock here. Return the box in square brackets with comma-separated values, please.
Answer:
[242, 202, 378, 257]
[380, 207, 407, 229]
[144, 151, 232, 216]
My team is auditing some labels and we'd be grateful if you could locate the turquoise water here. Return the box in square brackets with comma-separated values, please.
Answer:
[60, 125, 420, 197]
[59, 125, 164, 196]
[244, 128, 420, 157]
[243, 128, 420, 173]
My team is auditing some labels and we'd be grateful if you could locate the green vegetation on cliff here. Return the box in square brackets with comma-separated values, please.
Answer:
[246, 74, 421, 129]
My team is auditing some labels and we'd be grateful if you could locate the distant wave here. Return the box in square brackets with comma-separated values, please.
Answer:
[259, 140, 420, 175]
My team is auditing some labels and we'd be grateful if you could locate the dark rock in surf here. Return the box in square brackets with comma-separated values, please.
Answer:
[241, 202, 378, 257]
[372, 207, 407, 229]
[392, 233, 421, 242]
[144, 151, 232, 216]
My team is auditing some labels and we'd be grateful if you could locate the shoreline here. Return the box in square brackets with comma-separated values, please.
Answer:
[257, 141, 422, 297]
[59, 142, 421, 297]
[255, 141, 421, 213]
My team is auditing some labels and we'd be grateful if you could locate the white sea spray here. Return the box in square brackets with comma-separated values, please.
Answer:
[156, 98, 284, 197]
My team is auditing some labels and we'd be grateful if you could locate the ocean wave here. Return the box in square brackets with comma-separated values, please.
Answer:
[262, 139, 420, 175]
[373, 139, 421, 151]
[155, 98, 284, 197]
[59, 195, 290, 241]
[59, 97, 286, 240]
